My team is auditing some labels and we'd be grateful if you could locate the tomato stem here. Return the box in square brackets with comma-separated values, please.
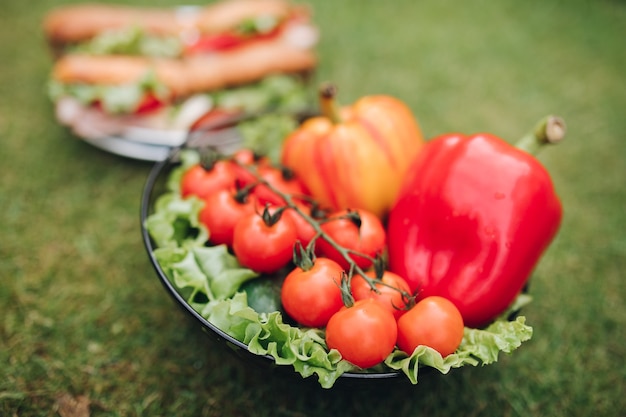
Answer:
[339, 273, 355, 307]
[199, 151, 219, 170]
[292, 241, 315, 271]
[233, 180, 256, 204]
[244, 168, 383, 302]
[279, 165, 297, 181]
[260, 204, 286, 227]
[515, 115, 566, 155]
[319, 83, 343, 124]
[373, 257, 386, 280]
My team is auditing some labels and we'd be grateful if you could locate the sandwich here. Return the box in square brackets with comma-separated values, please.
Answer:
[43, 0, 317, 58]
[44, 0, 318, 142]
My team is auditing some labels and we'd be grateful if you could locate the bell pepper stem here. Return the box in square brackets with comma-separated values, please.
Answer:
[515, 115, 566, 155]
[319, 83, 343, 124]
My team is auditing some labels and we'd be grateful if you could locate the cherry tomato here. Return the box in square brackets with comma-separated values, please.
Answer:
[325, 299, 397, 369]
[229, 149, 270, 186]
[180, 160, 236, 200]
[282, 202, 318, 249]
[231, 148, 257, 166]
[396, 296, 465, 357]
[252, 165, 308, 206]
[351, 270, 412, 320]
[280, 257, 345, 328]
[317, 209, 386, 271]
[232, 206, 297, 274]
[199, 187, 257, 247]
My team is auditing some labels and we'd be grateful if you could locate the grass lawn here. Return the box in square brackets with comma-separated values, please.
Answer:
[2, 0, 625, 416]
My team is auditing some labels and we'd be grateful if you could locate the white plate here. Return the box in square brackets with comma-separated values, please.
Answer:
[121, 126, 188, 147]
[55, 94, 215, 160]
[81, 134, 173, 161]
[80, 120, 246, 162]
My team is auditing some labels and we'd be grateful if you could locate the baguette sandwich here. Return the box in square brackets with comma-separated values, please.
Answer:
[44, 0, 318, 142]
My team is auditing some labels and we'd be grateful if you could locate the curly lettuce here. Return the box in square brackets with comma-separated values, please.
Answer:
[70, 26, 183, 58]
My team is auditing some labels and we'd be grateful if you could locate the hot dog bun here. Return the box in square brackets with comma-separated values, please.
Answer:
[45, 0, 318, 145]
[51, 40, 316, 99]
[44, 0, 303, 46]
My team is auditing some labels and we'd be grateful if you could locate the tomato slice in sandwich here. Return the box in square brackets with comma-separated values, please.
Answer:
[185, 33, 245, 54]
[134, 93, 165, 114]
[184, 25, 282, 55]
[89, 92, 165, 115]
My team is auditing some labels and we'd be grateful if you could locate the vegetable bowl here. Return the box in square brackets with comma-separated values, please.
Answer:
[140, 112, 540, 389]
[141, 148, 408, 385]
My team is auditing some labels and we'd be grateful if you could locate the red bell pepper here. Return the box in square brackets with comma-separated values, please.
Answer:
[387, 116, 566, 328]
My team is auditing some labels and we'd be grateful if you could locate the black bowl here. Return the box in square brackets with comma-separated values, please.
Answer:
[139, 118, 405, 385]
[140, 112, 533, 388]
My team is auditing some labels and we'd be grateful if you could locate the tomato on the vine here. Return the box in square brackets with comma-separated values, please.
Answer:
[325, 299, 397, 369]
[251, 165, 308, 206]
[280, 257, 345, 328]
[282, 202, 320, 249]
[232, 206, 297, 274]
[229, 149, 269, 185]
[351, 270, 412, 320]
[180, 160, 236, 199]
[317, 209, 386, 270]
[396, 296, 465, 357]
[231, 148, 258, 166]
[199, 187, 258, 247]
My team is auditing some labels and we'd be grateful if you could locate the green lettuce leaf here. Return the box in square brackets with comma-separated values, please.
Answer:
[201, 293, 356, 388]
[144, 192, 206, 249]
[238, 113, 299, 164]
[191, 245, 259, 300]
[214, 74, 311, 115]
[166, 150, 201, 194]
[154, 245, 259, 302]
[48, 69, 169, 114]
[384, 316, 533, 384]
[196, 287, 533, 388]
[71, 26, 182, 58]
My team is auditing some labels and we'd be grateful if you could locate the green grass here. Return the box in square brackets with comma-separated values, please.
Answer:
[2, 0, 626, 415]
